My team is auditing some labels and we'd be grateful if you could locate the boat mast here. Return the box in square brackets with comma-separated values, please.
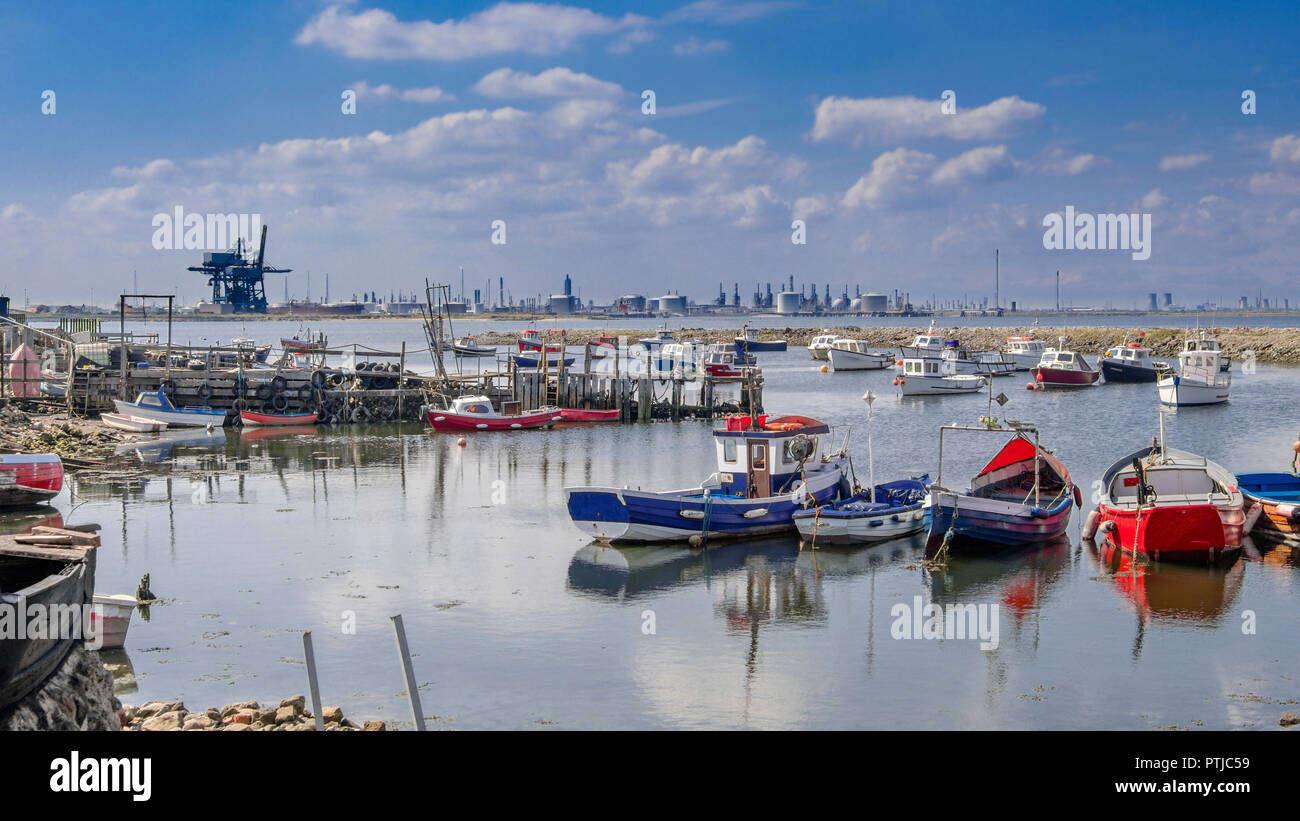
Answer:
[862, 391, 877, 502]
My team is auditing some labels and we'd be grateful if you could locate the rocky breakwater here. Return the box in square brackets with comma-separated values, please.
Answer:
[0, 645, 122, 730]
[121, 695, 387, 731]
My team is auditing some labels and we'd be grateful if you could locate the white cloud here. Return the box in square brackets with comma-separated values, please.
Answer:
[931, 145, 1016, 185]
[352, 81, 454, 104]
[296, 2, 647, 61]
[1, 203, 32, 222]
[1034, 148, 1108, 176]
[1158, 153, 1211, 171]
[472, 67, 623, 100]
[1268, 134, 1300, 166]
[841, 148, 936, 208]
[1139, 188, 1169, 209]
[673, 36, 730, 55]
[811, 95, 1045, 145]
[666, 1, 798, 24]
[110, 159, 178, 179]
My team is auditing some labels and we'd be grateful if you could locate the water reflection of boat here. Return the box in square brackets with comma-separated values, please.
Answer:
[238, 425, 322, 441]
[113, 427, 229, 463]
[566, 538, 799, 599]
[927, 535, 1072, 616]
[1088, 539, 1243, 624]
[99, 648, 137, 696]
[0, 508, 65, 536]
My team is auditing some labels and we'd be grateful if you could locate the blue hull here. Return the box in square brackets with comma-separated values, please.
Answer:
[568, 476, 843, 543]
[927, 496, 1073, 548]
[735, 339, 786, 353]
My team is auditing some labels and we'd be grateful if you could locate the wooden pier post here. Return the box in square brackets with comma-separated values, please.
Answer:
[638, 377, 651, 422]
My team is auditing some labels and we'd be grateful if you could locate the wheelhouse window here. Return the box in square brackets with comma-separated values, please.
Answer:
[723, 438, 737, 463]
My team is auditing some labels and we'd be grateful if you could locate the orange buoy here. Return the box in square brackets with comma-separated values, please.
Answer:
[892, 378, 899, 386]
[457, 437, 467, 447]
[820, 365, 829, 373]
[895, 360, 903, 367]
[1025, 381, 1037, 391]
[1293, 440, 1300, 454]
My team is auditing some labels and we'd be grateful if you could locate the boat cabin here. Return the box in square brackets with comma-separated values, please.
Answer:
[1037, 350, 1093, 371]
[1004, 337, 1044, 355]
[712, 415, 829, 498]
[449, 395, 499, 417]
[1183, 336, 1222, 354]
[810, 334, 840, 349]
[831, 338, 870, 354]
[1105, 451, 1231, 509]
[1108, 343, 1152, 364]
[900, 356, 956, 377]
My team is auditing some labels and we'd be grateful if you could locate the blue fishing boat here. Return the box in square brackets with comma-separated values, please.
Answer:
[734, 325, 787, 353]
[926, 422, 1080, 555]
[1236, 469, 1300, 541]
[113, 388, 229, 428]
[511, 353, 575, 369]
[566, 414, 849, 543]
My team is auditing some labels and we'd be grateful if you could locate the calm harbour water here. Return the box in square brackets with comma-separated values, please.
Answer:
[12, 317, 1300, 729]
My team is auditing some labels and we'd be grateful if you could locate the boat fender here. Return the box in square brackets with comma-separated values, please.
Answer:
[1098, 519, 1116, 534]
[1243, 503, 1263, 534]
[160, 379, 177, 396]
[197, 383, 212, 401]
[297, 384, 313, 402]
[311, 370, 328, 388]
[329, 372, 346, 387]
[1081, 509, 1100, 540]
[1028, 506, 1045, 518]
[1276, 503, 1298, 520]
[271, 375, 287, 393]
[232, 398, 248, 412]
[1072, 485, 1082, 508]
[255, 383, 273, 401]
[272, 393, 290, 412]
[351, 405, 370, 423]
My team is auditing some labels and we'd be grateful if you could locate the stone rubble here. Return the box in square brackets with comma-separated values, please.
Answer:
[120, 695, 384, 731]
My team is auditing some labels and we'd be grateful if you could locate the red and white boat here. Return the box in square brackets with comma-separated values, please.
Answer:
[1032, 344, 1099, 387]
[558, 407, 620, 422]
[0, 454, 64, 508]
[427, 395, 561, 431]
[1085, 437, 1246, 562]
[518, 330, 562, 353]
[239, 410, 319, 427]
[87, 594, 139, 650]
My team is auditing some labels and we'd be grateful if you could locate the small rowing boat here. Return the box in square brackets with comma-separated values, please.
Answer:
[239, 410, 319, 427]
[101, 413, 169, 433]
[558, 407, 620, 422]
[1236, 445, 1300, 541]
[114, 389, 228, 428]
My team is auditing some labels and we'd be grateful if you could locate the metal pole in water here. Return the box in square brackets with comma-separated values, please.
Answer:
[390, 614, 427, 731]
[302, 631, 325, 731]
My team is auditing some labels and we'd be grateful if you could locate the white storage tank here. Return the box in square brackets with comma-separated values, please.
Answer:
[658, 294, 688, 314]
[863, 292, 889, 313]
[775, 291, 801, 314]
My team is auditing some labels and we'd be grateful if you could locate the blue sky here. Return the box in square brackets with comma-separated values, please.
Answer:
[2, 1, 1297, 308]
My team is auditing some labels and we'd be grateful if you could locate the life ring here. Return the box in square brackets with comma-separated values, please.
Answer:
[197, 383, 212, 401]
[310, 370, 328, 389]
[766, 422, 801, 431]
[271, 393, 290, 412]
[255, 383, 273, 401]
[160, 379, 177, 396]
[270, 375, 287, 393]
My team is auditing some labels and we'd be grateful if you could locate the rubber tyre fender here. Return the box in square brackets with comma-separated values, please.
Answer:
[160, 379, 177, 396]
[351, 405, 370, 423]
[270, 375, 287, 393]
[272, 393, 290, 412]
[296, 384, 313, 403]
[310, 370, 328, 389]
[197, 383, 213, 401]
[255, 383, 274, 401]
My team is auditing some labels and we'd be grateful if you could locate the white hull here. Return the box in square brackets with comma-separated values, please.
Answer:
[900, 375, 985, 396]
[1002, 352, 1040, 370]
[795, 508, 926, 542]
[809, 346, 832, 361]
[1157, 377, 1230, 406]
[101, 413, 168, 432]
[89, 594, 138, 650]
[828, 347, 891, 370]
[113, 400, 226, 428]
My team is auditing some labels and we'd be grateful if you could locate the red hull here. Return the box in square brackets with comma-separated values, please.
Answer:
[1032, 366, 1099, 386]
[558, 408, 620, 422]
[0, 455, 64, 507]
[240, 410, 319, 427]
[1096, 502, 1243, 561]
[427, 409, 561, 431]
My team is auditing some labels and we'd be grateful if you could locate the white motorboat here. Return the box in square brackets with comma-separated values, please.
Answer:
[114, 389, 228, 428]
[1001, 336, 1045, 371]
[828, 339, 892, 370]
[1181, 331, 1231, 372]
[896, 356, 987, 396]
[808, 333, 840, 361]
[1157, 348, 1231, 405]
[101, 413, 168, 433]
[1100, 338, 1159, 383]
[898, 321, 947, 357]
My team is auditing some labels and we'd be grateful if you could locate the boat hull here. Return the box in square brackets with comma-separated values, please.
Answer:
[1157, 375, 1229, 405]
[899, 376, 985, 395]
[735, 339, 786, 353]
[829, 348, 892, 370]
[240, 411, 319, 427]
[567, 460, 846, 543]
[1032, 367, 1100, 386]
[1236, 472, 1300, 540]
[1100, 359, 1158, 383]
[101, 413, 167, 433]
[558, 408, 620, 422]
[1095, 502, 1242, 561]
[0, 552, 93, 711]
[511, 354, 575, 369]
[927, 491, 1073, 549]
[113, 399, 228, 428]
[427, 408, 561, 431]
[794, 503, 926, 544]
[809, 346, 832, 361]
[87, 594, 137, 650]
[0, 455, 64, 508]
